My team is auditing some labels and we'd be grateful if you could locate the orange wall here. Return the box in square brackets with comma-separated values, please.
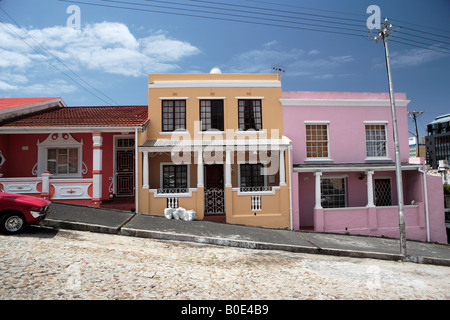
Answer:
[146, 73, 283, 140]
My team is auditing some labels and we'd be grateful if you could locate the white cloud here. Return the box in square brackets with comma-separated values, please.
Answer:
[0, 21, 201, 92]
[228, 45, 354, 79]
[389, 47, 446, 68]
[21, 80, 77, 95]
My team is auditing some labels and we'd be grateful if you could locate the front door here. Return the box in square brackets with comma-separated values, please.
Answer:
[116, 148, 134, 196]
[204, 165, 225, 215]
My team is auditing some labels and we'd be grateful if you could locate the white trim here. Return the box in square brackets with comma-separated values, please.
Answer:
[197, 97, 226, 100]
[365, 157, 392, 161]
[149, 80, 281, 88]
[304, 158, 333, 162]
[364, 120, 389, 124]
[51, 181, 92, 200]
[159, 97, 189, 100]
[232, 186, 280, 195]
[1, 181, 41, 194]
[37, 133, 83, 178]
[293, 164, 421, 173]
[235, 96, 265, 100]
[280, 98, 410, 107]
[304, 120, 330, 124]
[149, 188, 197, 197]
[364, 123, 389, 159]
[305, 122, 330, 160]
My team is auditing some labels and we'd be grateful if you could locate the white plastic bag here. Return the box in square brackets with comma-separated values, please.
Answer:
[175, 207, 187, 220]
[164, 208, 174, 219]
[186, 210, 196, 221]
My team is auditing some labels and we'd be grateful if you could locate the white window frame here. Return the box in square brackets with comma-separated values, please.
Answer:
[364, 121, 390, 160]
[37, 133, 83, 178]
[305, 121, 331, 161]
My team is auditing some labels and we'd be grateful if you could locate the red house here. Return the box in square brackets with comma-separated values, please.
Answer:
[0, 97, 148, 211]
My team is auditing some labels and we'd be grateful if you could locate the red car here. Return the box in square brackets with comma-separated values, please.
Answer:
[0, 190, 51, 235]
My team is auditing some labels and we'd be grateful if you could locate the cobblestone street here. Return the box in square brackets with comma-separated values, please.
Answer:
[0, 227, 449, 300]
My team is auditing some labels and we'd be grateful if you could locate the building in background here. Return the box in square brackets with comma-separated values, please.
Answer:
[409, 136, 426, 158]
[426, 113, 450, 169]
[0, 98, 148, 211]
[282, 91, 447, 243]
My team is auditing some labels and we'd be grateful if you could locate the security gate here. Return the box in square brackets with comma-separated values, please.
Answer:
[116, 140, 134, 197]
[374, 178, 392, 206]
[204, 187, 225, 215]
[204, 165, 225, 215]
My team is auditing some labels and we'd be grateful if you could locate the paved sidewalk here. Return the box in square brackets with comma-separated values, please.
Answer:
[43, 202, 450, 267]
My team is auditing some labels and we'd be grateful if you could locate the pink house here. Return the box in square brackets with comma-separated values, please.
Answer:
[0, 98, 148, 211]
[282, 91, 447, 243]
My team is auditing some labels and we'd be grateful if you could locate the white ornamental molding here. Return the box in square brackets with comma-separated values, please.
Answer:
[51, 182, 92, 200]
[2, 181, 40, 194]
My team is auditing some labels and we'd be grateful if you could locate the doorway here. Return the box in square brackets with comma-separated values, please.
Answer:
[204, 164, 225, 215]
[115, 137, 135, 197]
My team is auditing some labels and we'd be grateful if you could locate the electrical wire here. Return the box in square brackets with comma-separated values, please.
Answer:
[64, 0, 450, 52]
[58, 0, 370, 39]
[0, 7, 120, 106]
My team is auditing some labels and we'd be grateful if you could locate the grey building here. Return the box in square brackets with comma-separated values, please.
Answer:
[426, 113, 450, 169]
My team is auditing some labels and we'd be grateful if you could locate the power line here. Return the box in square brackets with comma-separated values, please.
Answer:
[0, 7, 119, 106]
[58, 0, 450, 54]
[141, 0, 368, 30]
[58, 0, 370, 39]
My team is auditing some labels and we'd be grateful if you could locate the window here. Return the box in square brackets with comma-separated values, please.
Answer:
[162, 165, 188, 189]
[200, 100, 224, 131]
[47, 148, 79, 175]
[321, 177, 346, 208]
[240, 164, 264, 188]
[365, 124, 387, 157]
[238, 99, 262, 131]
[306, 124, 329, 158]
[162, 100, 186, 132]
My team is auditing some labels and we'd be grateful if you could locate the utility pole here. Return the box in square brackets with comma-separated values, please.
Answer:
[408, 110, 424, 157]
[375, 18, 407, 259]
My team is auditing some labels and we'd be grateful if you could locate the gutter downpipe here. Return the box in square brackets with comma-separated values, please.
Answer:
[135, 127, 139, 214]
[418, 167, 430, 242]
[288, 144, 293, 230]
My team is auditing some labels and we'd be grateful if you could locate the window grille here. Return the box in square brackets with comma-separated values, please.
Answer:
[306, 124, 329, 158]
[365, 124, 387, 157]
[166, 198, 178, 209]
[251, 196, 261, 211]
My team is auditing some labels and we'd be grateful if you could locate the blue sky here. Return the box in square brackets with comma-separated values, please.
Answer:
[0, 0, 449, 138]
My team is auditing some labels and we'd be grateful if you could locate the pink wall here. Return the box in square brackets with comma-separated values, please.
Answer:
[282, 92, 409, 165]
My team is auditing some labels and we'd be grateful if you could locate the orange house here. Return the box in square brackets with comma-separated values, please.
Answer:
[137, 70, 292, 228]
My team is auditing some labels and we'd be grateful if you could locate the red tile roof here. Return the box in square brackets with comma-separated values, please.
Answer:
[0, 97, 61, 110]
[1, 105, 149, 128]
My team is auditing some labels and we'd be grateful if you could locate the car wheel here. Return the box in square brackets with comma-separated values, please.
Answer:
[0, 212, 26, 235]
